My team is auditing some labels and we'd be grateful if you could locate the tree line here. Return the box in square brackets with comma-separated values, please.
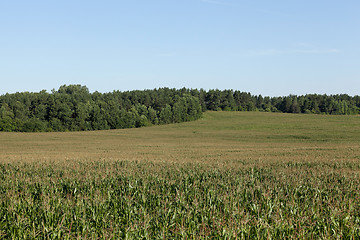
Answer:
[0, 85, 359, 132]
[0, 85, 202, 132]
[201, 89, 360, 114]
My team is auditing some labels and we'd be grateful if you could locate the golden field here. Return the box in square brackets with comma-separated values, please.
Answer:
[1, 111, 359, 165]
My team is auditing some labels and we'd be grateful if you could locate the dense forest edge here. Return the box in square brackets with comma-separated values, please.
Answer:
[0, 84, 359, 132]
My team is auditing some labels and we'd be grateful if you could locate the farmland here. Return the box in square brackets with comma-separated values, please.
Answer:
[1, 111, 360, 239]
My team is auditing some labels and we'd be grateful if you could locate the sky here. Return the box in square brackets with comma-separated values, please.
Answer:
[0, 0, 359, 96]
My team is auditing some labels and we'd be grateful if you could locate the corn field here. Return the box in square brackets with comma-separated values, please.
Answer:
[1, 112, 360, 239]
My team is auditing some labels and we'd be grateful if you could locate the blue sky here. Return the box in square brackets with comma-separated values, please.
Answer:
[0, 0, 359, 96]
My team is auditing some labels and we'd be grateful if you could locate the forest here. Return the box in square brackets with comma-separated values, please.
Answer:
[0, 84, 359, 132]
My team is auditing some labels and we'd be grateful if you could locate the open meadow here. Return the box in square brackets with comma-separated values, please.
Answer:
[1, 111, 360, 239]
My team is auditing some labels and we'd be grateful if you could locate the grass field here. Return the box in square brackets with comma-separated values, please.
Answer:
[1, 111, 360, 239]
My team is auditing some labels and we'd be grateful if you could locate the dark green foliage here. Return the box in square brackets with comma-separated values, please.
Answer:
[0, 85, 359, 132]
[22, 118, 47, 132]
[200, 91, 360, 114]
[0, 85, 203, 132]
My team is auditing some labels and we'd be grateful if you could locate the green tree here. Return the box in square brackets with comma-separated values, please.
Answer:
[159, 105, 172, 124]
[22, 118, 47, 132]
[291, 97, 300, 113]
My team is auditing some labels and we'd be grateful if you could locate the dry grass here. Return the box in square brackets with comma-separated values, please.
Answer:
[1, 111, 359, 165]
